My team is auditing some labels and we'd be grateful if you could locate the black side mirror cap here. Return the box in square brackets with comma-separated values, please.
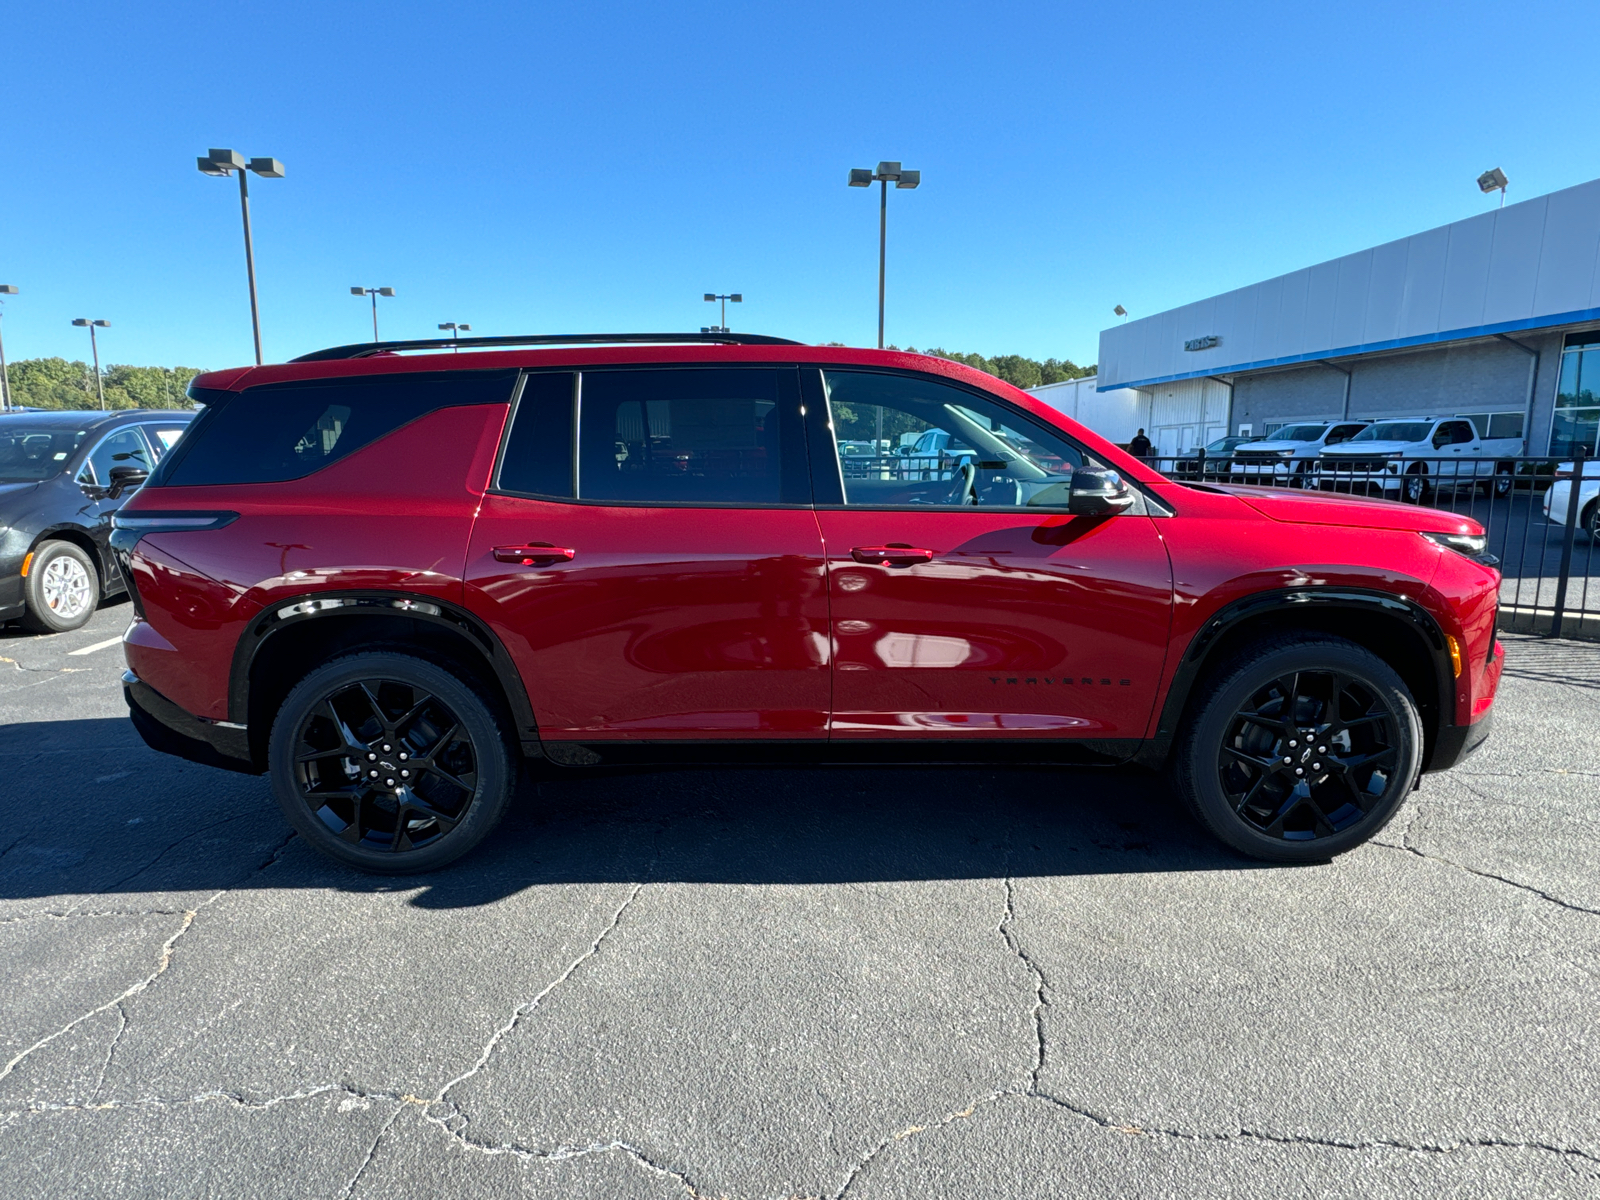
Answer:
[107, 464, 149, 499]
[1067, 467, 1135, 516]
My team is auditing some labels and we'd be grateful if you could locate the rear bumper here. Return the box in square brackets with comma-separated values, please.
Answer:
[123, 669, 260, 774]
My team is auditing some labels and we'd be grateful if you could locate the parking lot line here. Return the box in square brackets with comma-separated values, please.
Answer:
[67, 636, 124, 657]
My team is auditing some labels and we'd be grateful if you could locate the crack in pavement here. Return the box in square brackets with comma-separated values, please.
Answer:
[90, 1004, 128, 1106]
[339, 1102, 405, 1199]
[1372, 838, 1600, 918]
[0, 909, 193, 925]
[101, 812, 261, 892]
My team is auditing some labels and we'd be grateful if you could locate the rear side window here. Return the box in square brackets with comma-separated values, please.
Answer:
[161, 370, 517, 486]
[573, 368, 806, 505]
[497, 373, 576, 497]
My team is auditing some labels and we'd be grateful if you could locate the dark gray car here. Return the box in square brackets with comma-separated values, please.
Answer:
[0, 409, 193, 632]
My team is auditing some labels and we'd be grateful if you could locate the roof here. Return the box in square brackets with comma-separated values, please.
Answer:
[1098, 175, 1600, 390]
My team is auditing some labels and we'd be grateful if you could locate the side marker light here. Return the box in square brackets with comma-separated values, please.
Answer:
[1447, 635, 1462, 678]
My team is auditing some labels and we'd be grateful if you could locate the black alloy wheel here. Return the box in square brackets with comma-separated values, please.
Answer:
[1585, 499, 1599, 542]
[1170, 636, 1422, 862]
[268, 652, 513, 873]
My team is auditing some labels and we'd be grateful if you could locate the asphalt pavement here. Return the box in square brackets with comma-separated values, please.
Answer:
[0, 600, 1596, 1198]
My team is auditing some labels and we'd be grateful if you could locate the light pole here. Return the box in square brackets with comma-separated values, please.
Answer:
[1478, 167, 1509, 208]
[71, 319, 110, 410]
[701, 293, 741, 334]
[1114, 304, 1129, 321]
[197, 149, 285, 365]
[848, 161, 920, 349]
[352, 287, 396, 342]
[438, 321, 471, 350]
[0, 285, 16, 412]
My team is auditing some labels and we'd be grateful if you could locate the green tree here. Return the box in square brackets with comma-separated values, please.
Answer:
[6, 359, 203, 411]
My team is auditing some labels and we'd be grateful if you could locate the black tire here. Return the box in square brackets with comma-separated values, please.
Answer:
[1485, 464, 1513, 498]
[267, 651, 515, 873]
[1169, 635, 1423, 863]
[1584, 499, 1598, 542]
[20, 540, 100, 633]
[1402, 465, 1429, 504]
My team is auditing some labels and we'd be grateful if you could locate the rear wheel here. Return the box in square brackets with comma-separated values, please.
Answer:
[21, 541, 99, 633]
[1585, 498, 1599, 542]
[1169, 636, 1422, 862]
[267, 652, 514, 873]
[1484, 464, 1513, 497]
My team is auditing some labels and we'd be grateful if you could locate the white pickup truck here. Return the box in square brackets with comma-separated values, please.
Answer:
[1230, 420, 1368, 486]
[1316, 417, 1524, 502]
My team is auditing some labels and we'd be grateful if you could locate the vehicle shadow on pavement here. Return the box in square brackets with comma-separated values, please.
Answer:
[0, 719, 1272, 909]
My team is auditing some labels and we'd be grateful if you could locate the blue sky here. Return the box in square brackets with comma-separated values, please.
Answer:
[3, 0, 1598, 372]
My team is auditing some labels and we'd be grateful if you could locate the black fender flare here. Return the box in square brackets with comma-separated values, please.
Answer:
[1134, 586, 1452, 771]
[228, 590, 542, 757]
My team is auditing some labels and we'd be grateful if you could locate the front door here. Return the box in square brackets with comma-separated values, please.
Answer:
[463, 367, 830, 741]
[809, 368, 1173, 746]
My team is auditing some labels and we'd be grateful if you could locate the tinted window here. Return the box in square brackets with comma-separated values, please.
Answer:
[497, 373, 576, 497]
[1446, 421, 1476, 444]
[1273, 424, 1329, 442]
[164, 371, 517, 486]
[822, 370, 1085, 508]
[1352, 422, 1433, 443]
[576, 369, 803, 505]
[0, 423, 90, 482]
[79, 427, 152, 486]
[1327, 423, 1366, 444]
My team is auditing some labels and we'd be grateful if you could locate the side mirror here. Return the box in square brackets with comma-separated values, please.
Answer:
[107, 464, 149, 499]
[1067, 468, 1135, 516]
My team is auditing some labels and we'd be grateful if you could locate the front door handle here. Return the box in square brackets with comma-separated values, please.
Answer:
[851, 545, 935, 566]
[493, 543, 576, 565]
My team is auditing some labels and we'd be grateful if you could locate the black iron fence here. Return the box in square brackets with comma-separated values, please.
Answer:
[1144, 445, 1597, 641]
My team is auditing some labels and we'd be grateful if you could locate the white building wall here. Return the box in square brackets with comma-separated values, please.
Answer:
[1026, 376, 1143, 444]
[1138, 377, 1233, 457]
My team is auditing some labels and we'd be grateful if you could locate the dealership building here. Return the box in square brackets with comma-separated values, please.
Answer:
[1092, 176, 1600, 460]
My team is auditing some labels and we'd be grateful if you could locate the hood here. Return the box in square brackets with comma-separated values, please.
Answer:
[1211, 483, 1482, 534]
[0, 481, 42, 521]
[1235, 440, 1312, 453]
[1322, 441, 1414, 455]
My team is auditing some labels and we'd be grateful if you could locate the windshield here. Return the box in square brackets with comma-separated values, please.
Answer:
[1270, 424, 1328, 442]
[0, 424, 90, 482]
[1351, 422, 1434, 443]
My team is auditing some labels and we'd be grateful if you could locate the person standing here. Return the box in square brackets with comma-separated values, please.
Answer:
[1128, 428, 1152, 458]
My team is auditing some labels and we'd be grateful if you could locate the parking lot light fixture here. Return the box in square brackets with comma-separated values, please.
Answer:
[70, 318, 110, 410]
[702, 293, 742, 334]
[197, 148, 285, 365]
[438, 321, 471, 350]
[848, 160, 921, 348]
[352, 287, 396, 342]
[1478, 167, 1509, 208]
[0, 285, 16, 412]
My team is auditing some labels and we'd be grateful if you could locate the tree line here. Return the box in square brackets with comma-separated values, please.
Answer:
[2, 358, 205, 411]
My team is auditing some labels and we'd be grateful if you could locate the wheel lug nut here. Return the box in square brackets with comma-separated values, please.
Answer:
[400, 770, 409, 778]
[1313, 762, 1322, 770]
[369, 770, 378, 778]
[398, 752, 408, 761]
[368, 752, 377, 761]
[1283, 756, 1292, 764]
[386, 778, 395, 787]
[1295, 768, 1304, 775]
[1289, 740, 1297, 747]
[382, 744, 391, 753]
[1319, 745, 1327, 753]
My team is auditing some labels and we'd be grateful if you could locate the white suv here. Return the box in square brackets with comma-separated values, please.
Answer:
[1230, 422, 1368, 486]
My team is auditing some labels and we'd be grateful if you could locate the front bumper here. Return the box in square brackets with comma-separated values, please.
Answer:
[123, 669, 260, 774]
[1425, 708, 1494, 773]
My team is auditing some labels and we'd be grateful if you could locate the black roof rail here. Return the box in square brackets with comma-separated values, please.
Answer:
[289, 331, 805, 363]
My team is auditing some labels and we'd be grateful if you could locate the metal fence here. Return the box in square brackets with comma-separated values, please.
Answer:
[1144, 446, 1597, 641]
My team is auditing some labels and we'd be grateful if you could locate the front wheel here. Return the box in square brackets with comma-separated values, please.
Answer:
[21, 540, 100, 633]
[1169, 636, 1423, 862]
[1403, 465, 1430, 504]
[268, 652, 515, 873]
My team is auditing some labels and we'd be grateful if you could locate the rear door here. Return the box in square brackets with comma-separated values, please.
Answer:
[807, 368, 1173, 748]
[463, 367, 830, 741]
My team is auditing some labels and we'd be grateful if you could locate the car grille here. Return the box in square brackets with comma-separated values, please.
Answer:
[1232, 451, 1287, 463]
[1321, 458, 1389, 473]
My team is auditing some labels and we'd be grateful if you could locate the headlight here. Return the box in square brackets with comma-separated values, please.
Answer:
[1421, 530, 1494, 564]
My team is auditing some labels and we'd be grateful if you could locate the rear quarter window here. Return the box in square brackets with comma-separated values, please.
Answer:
[159, 370, 517, 486]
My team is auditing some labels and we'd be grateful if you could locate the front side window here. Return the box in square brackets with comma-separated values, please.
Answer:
[575, 369, 801, 505]
[822, 370, 1084, 508]
[1326, 423, 1366, 445]
[1273, 424, 1329, 443]
[78, 427, 152, 487]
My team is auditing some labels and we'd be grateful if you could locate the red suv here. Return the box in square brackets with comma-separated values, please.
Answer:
[113, 334, 1504, 872]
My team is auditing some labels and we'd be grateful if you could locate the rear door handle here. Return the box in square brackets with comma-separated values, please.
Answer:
[850, 545, 935, 566]
[493, 543, 576, 565]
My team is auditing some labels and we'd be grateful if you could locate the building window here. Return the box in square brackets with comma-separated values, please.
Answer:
[1457, 411, 1525, 441]
[1553, 333, 1600, 456]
